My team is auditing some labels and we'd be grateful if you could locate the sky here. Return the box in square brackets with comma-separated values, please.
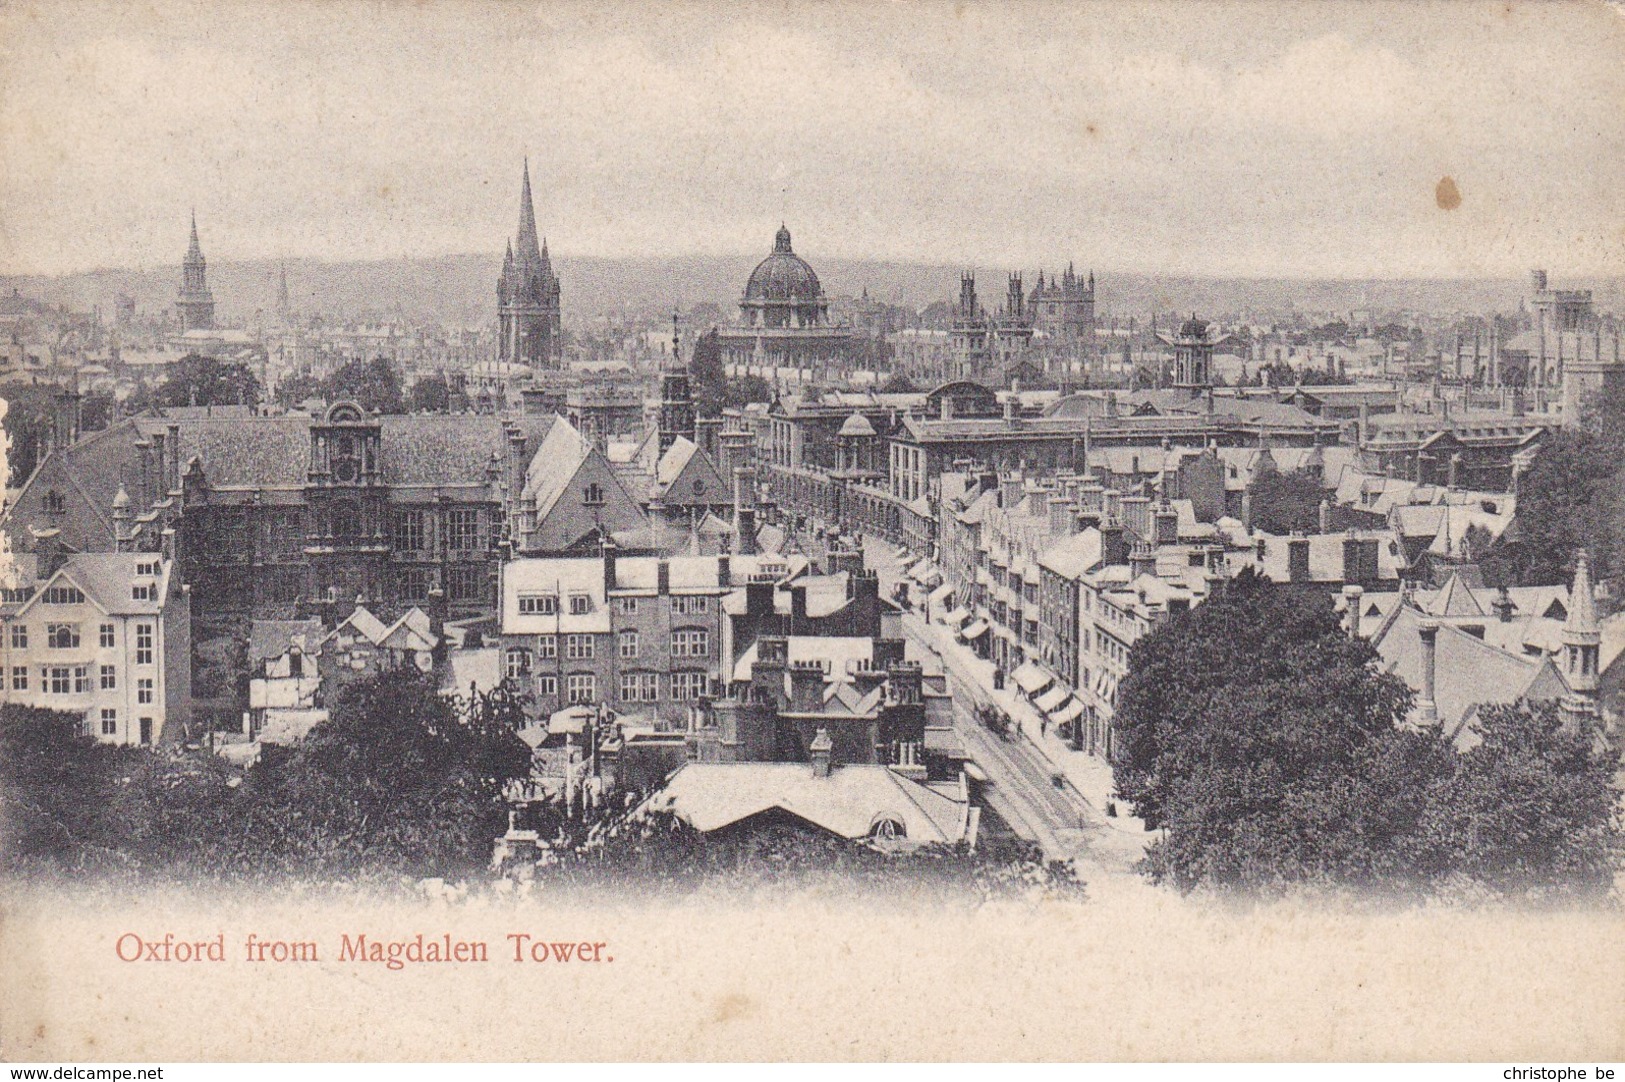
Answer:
[1, 0, 1622, 279]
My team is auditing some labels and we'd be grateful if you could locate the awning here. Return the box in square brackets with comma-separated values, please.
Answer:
[959, 619, 990, 640]
[1049, 698, 1085, 726]
[928, 583, 955, 606]
[941, 606, 971, 627]
[1034, 685, 1070, 712]
[1011, 661, 1053, 696]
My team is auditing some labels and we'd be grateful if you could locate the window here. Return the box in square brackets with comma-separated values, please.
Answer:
[619, 672, 658, 702]
[396, 567, 433, 604]
[671, 671, 710, 701]
[48, 667, 70, 695]
[535, 674, 558, 697]
[46, 623, 80, 649]
[43, 490, 65, 514]
[132, 582, 157, 602]
[504, 647, 532, 680]
[565, 634, 595, 660]
[135, 624, 154, 665]
[614, 596, 639, 615]
[569, 594, 592, 615]
[518, 593, 558, 616]
[583, 483, 604, 507]
[448, 566, 486, 603]
[446, 509, 481, 552]
[100, 708, 117, 736]
[137, 678, 154, 705]
[671, 628, 710, 658]
[393, 509, 427, 553]
[135, 559, 160, 577]
[267, 510, 304, 558]
[9, 625, 26, 650]
[73, 666, 90, 694]
[100, 664, 116, 690]
[42, 584, 85, 604]
[536, 634, 557, 659]
[99, 623, 115, 648]
[618, 630, 639, 659]
[10, 666, 25, 691]
[671, 595, 710, 616]
[566, 673, 596, 704]
[329, 502, 362, 542]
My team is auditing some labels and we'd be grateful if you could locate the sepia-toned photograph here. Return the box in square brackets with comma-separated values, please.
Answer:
[0, 0, 1621, 1066]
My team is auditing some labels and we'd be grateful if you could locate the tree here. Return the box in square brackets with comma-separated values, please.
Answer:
[274, 372, 326, 409]
[1, 385, 56, 485]
[1112, 570, 1433, 892]
[322, 357, 405, 414]
[721, 373, 774, 409]
[689, 328, 725, 415]
[880, 372, 920, 394]
[1505, 383, 1625, 585]
[0, 705, 121, 871]
[153, 353, 262, 408]
[408, 372, 450, 413]
[1245, 469, 1327, 534]
[1418, 701, 1621, 897]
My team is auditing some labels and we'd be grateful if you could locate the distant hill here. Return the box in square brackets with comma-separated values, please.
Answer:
[4, 255, 1620, 329]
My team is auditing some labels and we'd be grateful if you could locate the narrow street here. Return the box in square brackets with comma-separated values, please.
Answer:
[861, 535, 1148, 877]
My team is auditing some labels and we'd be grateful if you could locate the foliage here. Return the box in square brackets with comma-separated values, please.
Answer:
[1252, 361, 1350, 388]
[1245, 468, 1327, 534]
[0, 384, 56, 484]
[1502, 382, 1625, 585]
[80, 391, 117, 433]
[273, 372, 326, 408]
[152, 353, 262, 409]
[879, 372, 920, 394]
[1417, 701, 1621, 896]
[0, 705, 123, 871]
[689, 328, 725, 416]
[408, 372, 450, 413]
[721, 373, 774, 409]
[321, 357, 405, 414]
[1112, 571, 1622, 898]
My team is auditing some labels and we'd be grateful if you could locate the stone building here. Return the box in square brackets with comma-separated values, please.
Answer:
[496, 160, 562, 368]
[717, 226, 852, 383]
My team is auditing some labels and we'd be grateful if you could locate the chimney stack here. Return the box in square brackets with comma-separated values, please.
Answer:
[1342, 584, 1364, 638]
[1417, 618, 1440, 726]
[809, 727, 833, 778]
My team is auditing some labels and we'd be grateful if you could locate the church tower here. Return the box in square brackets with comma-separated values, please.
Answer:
[497, 159, 563, 368]
[1561, 550, 1601, 724]
[176, 212, 216, 332]
[659, 311, 695, 455]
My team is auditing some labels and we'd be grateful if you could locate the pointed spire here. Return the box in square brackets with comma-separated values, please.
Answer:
[1565, 549, 1599, 638]
[515, 158, 542, 264]
[186, 210, 204, 263]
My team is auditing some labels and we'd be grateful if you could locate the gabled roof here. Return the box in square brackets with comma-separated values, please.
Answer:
[649, 762, 968, 845]
[16, 553, 174, 618]
[248, 618, 325, 664]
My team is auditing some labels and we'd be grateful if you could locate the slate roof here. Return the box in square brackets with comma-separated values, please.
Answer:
[649, 762, 969, 844]
[18, 553, 175, 618]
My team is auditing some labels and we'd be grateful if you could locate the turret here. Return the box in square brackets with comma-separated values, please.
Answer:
[1561, 551, 1601, 722]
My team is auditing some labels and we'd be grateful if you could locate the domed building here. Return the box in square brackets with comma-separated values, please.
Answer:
[718, 225, 852, 385]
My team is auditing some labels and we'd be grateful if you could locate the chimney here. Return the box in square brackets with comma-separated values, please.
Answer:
[166, 424, 182, 493]
[657, 558, 670, 595]
[872, 636, 905, 670]
[733, 466, 758, 555]
[426, 585, 447, 643]
[1098, 521, 1127, 567]
[30, 526, 66, 578]
[601, 536, 619, 595]
[1154, 503, 1178, 546]
[1417, 619, 1440, 726]
[1492, 584, 1516, 623]
[1319, 499, 1331, 534]
[1129, 540, 1157, 578]
[52, 389, 82, 451]
[1029, 489, 1048, 519]
[790, 582, 807, 628]
[506, 424, 529, 505]
[809, 727, 833, 778]
[789, 660, 823, 713]
[717, 554, 731, 589]
[1288, 536, 1310, 583]
[1342, 584, 1364, 638]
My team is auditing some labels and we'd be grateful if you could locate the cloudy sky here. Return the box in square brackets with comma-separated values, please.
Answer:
[1, 0, 1621, 278]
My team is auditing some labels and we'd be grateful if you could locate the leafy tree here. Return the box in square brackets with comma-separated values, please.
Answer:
[1112, 570, 1430, 892]
[274, 372, 326, 409]
[689, 328, 725, 415]
[722, 373, 774, 409]
[153, 353, 262, 408]
[408, 372, 450, 413]
[880, 372, 920, 394]
[0, 705, 122, 871]
[322, 357, 405, 414]
[1246, 469, 1328, 534]
[1505, 382, 1625, 585]
[1418, 701, 1621, 897]
[1, 385, 55, 484]
[79, 391, 117, 433]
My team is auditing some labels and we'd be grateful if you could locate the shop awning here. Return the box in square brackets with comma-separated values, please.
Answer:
[1011, 661, 1053, 696]
[959, 619, 990, 641]
[941, 606, 971, 627]
[1034, 685, 1071, 713]
[1049, 699, 1085, 726]
[928, 583, 955, 606]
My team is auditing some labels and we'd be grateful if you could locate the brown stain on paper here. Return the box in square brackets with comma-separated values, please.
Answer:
[1435, 176, 1462, 210]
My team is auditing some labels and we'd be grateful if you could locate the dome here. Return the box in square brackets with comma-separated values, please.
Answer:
[744, 225, 823, 305]
[1179, 316, 1210, 338]
[838, 411, 876, 437]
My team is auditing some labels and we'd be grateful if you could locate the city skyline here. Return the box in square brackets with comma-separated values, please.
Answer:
[1, 0, 1623, 280]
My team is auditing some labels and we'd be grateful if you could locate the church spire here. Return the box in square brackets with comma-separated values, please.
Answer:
[1561, 549, 1602, 720]
[187, 210, 203, 263]
[515, 158, 542, 265]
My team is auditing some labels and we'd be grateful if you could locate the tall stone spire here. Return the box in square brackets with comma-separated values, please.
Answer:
[1561, 549, 1601, 722]
[187, 210, 204, 262]
[515, 157, 542, 265]
[176, 211, 216, 332]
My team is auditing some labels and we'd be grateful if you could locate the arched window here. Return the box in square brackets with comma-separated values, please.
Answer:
[871, 818, 906, 842]
[584, 482, 604, 506]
